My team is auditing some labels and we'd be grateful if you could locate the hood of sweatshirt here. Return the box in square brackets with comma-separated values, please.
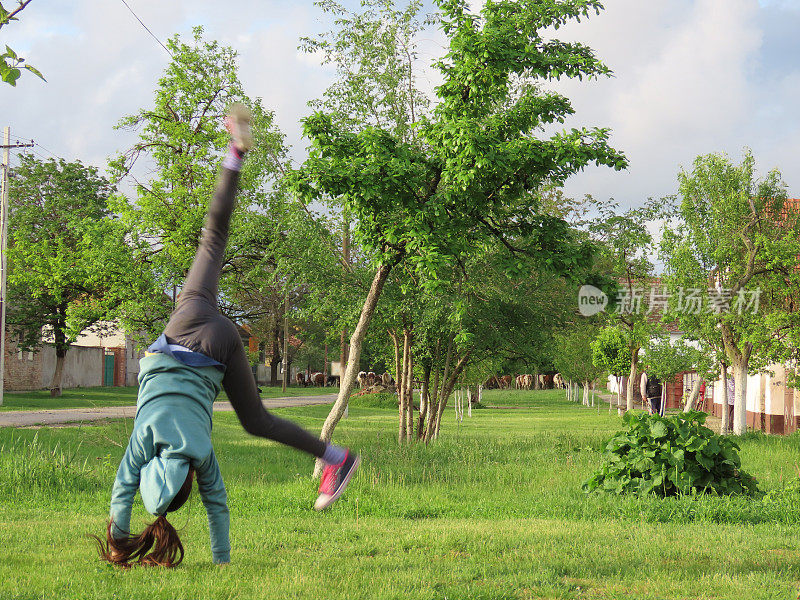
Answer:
[139, 455, 190, 516]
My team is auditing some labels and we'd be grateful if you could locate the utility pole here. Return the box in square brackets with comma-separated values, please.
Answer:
[282, 287, 289, 393]
[0, 127, 34, 407]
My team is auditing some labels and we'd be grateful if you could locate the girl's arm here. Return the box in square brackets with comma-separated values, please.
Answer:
[195, 450, 231, 564]
[109, 441, 144, 538]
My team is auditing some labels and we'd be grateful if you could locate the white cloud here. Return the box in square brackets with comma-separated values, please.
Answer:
[536, 0, 800, 206]
[613, 0, 760, 144]
[1, 0, 799, 210]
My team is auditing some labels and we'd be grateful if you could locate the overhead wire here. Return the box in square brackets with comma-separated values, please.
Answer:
[32, 141, 59, 159]
[4, 131, 58, 159]
[117, 0, 172, 57]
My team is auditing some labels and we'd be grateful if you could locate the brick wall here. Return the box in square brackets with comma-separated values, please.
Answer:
[109, 347, 126, 386]
[4, 330, 43, 390]
[5, 329, 142, 391]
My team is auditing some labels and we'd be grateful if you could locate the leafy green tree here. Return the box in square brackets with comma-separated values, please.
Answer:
[299, 0, 430, 139]
[291, 0, 627, 452]
[638, 336, 714, 414]
[109, 27, 288, 337]
[589, 200, 658, 412]
[660, 149, 800, 434]
[7, 155, 132, 396]
[591, 325, 631, 414]
[0, 1, 45, 86]
[640, 337, 693, 384]
[553, 321, 604, 406]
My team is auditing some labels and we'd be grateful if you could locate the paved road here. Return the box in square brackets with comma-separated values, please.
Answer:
[0, 395, 337, 428]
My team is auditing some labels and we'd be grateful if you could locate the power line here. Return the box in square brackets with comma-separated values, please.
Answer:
[33, 141, 59, 159]
[3, 132, 58, 159]
[28, 147, 51, 163]
[118, 0, 172, 57]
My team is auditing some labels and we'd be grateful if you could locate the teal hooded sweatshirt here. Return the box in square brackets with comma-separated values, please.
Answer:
[109, 352, 230, 564]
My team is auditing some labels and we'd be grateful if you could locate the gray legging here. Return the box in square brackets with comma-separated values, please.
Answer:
[163, 168, 326, 458]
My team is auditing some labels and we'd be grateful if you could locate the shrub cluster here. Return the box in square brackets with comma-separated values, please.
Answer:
[583, 411, 759, 497]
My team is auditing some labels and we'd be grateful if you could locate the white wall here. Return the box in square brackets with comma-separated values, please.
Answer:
[711, 365, 783, 417]
[40, 345, 103, 388]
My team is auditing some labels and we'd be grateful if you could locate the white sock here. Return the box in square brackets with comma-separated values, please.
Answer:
[321, 444, 347, 466]
[222, 144, 243, 171]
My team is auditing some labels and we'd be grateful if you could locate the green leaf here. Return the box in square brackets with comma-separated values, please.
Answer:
[650, 421, 668, 439]
[24, 64, 45, 81]
[1, 66, 19, 85]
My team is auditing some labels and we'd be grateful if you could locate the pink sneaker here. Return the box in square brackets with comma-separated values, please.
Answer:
[314, 451, 360, 511]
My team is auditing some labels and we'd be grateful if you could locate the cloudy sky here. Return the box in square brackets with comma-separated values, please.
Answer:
[2, 0, 800, 208]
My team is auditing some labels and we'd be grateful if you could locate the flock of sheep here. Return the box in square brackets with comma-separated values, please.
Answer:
[483, 373, 564, 390]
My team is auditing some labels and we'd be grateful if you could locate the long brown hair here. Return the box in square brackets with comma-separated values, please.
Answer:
[91, 467, 194, 568]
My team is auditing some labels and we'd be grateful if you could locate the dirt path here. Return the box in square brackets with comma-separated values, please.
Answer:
[0, 395, 336, 428]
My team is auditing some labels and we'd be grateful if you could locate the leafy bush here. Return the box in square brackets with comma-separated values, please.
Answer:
[583, 411, 759, 497]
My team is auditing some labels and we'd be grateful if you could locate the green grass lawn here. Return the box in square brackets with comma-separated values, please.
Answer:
[2, 389, 800, 599]
[0, 385, 337, 411]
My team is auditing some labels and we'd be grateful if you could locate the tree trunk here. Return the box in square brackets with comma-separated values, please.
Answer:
[50, 350, 66, 397]
[425, 338, 442, 440]
[404, 329, 414, 443]
[683, 377, 703, 412]
[720, 362, 730, 435]
[431, 350, 472, 440]
[50, 313, 68, 397]
[732, 356, 749, 435]
[615, 375, 622, 414]
[270, 315, 282, 386]
[417, 362, 431, 439]
[626, 346, 639, 412]
[314, 262, 393, 476]
[339, 210, 350, 379]
[339, 328, 349, 378]
[398, 328, 410, 444]
[323, 343, 328, 386]
[270, 346, 280, 386]
[390, 331, 401, 393]
[467, 385, 476, 417]
[424, 335, 453, 442]
[720, 323, 752, 435]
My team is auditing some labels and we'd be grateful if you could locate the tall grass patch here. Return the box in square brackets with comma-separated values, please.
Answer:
[0, 433, 104, 500]
[3, 390, 800, 599]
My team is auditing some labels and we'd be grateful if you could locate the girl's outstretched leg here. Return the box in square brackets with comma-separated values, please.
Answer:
[176, 103, 252, 308]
